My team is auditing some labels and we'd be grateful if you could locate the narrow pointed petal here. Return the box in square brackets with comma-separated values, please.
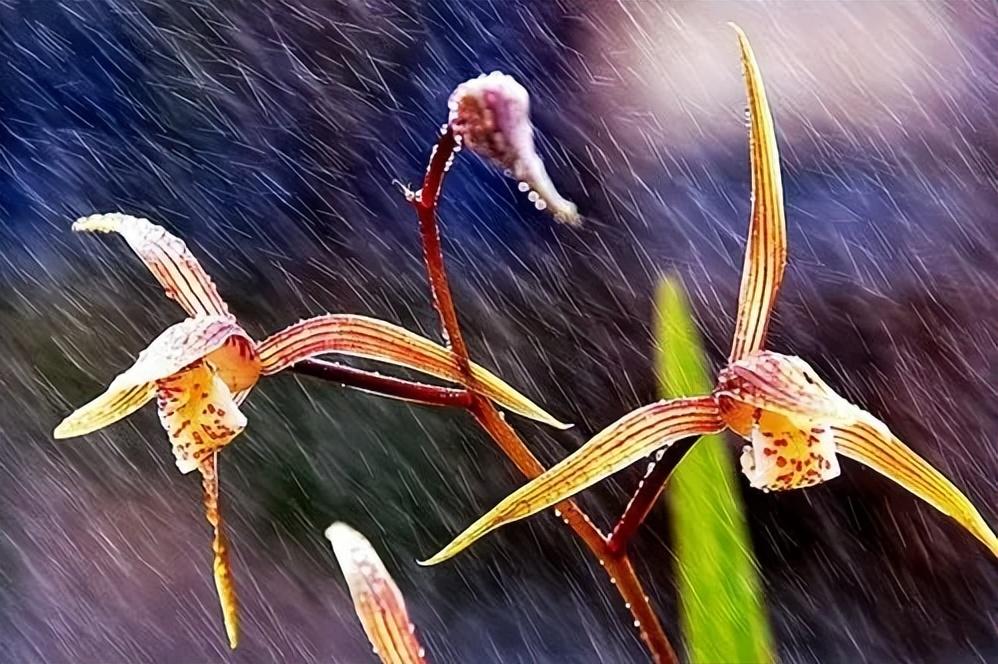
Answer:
[157, 361, 247, 474]
[716, 351, 860, 429]
[54, 317, 248, 439]
[834, 416, 998, 558]
[421, 396, 725, 565]
[256, 315, 570, 429]
[325, 523, 427, 664]
[74, 213, 230, 318]
[200, 453, 239, 649]
[728, 25, 788, 362]
[53, 383, 155, 440]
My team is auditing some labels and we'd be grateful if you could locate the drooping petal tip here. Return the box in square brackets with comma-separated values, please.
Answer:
[834, 415, 998, 559]
[71, 212, 231, 318]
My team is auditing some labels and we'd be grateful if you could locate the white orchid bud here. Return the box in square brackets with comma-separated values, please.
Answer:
[448, 71, 580, 225]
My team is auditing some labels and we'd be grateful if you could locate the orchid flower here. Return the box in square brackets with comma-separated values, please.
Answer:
[448, 71, 580, 225]
[54, 213, 568, 648]
[326, 523, 427, 664]
[420, 25, 998, 566]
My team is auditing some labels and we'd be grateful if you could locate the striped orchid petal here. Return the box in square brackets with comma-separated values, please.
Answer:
[728, 25, 788, 362]
[54, 317, 250, 439]
[326, 523, 427, 664]
[834, 416, 998, 558]
[715, 352, 860, 431]
[256, 315, 570, 429]
[200, 452, 240, 649]
[420, 396, 725, 565]
[74, 213, 230, 318]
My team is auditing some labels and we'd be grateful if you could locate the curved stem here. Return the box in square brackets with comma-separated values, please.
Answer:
[608, 437, 700, 555]
[412, 128, 677, 664]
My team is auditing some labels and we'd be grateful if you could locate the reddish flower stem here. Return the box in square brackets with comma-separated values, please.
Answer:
[290, 358, 472, 409]
[607, 437, 700, 555]
[411, 126, 677, 664]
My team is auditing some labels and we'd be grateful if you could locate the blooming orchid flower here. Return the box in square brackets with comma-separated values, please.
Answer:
[448, 71, 580, 225]
[54, 213, 568, 648]
[326, 523, 427, 664]
[421, 26, 998, 566]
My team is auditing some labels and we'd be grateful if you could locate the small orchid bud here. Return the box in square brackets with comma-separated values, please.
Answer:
[448, 71, 580, 225]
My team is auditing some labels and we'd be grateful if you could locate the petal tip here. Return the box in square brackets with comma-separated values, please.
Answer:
[550, 418, 574, 431]
[53, 416, 83, 439]
[72, 213, 122, 234]
[416, 552, 447, 567]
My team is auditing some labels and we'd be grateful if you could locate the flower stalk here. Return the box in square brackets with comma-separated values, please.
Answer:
[409, 125, 677, 664]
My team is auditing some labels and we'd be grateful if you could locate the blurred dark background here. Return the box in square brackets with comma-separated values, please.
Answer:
[2, 1, 998, 662]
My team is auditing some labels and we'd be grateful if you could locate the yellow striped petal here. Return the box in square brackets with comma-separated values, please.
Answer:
[74, 213, 230, 318]
[200, 453, 240, 649]
[54, 317, 249, 439]
[728, 25, 788, 362]
[326, 523, 427, 664]
[257, 315, 570, 429]
[420, 396, 725, 565]
[834, 416, 998, 558]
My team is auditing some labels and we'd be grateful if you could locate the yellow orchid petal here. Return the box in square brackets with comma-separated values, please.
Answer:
[74, 213, 230, 318]
[156, 360, 246, 474]
[728, 25, 788, 362]
[716, 351, 860, 430]
[421, 396, 725, 565]
[54, 317, 249, 439]
[256, 314, 570, 429]
[52, 383, 156, 440]
[325, 523, 427, 664]
[200, 452, 240, 649]
[834, 416, 998, 558]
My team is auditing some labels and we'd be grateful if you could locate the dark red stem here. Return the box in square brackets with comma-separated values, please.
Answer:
[290, 358, 472, 408]
[411, 126, 677, 664]
[608, 437, 701, 555]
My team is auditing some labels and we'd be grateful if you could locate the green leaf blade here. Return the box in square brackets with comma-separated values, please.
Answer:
[657, 277, 773, 664]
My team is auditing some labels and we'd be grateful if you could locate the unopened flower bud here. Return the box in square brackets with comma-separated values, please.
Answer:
[448, 72, 580, 225]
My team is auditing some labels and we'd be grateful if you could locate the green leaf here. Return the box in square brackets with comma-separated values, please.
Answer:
[656, 277, 773, 664]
